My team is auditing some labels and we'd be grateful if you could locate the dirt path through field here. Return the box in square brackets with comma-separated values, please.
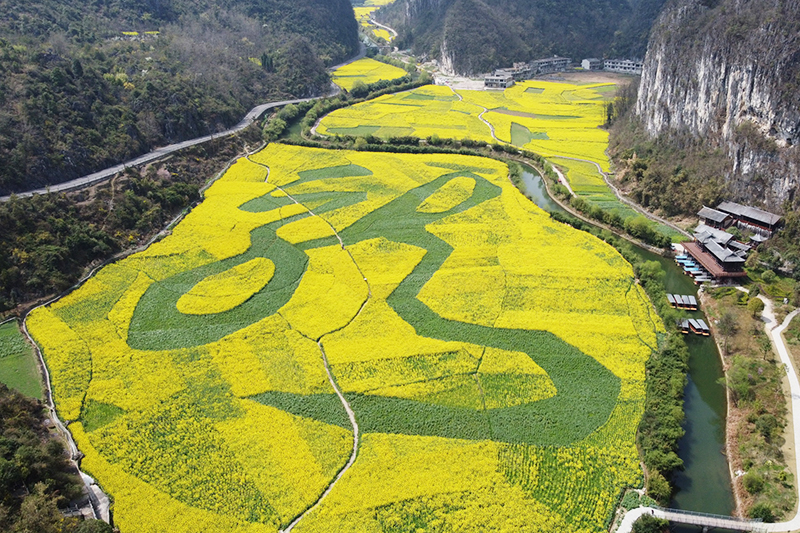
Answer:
[248, 157, 370, 532]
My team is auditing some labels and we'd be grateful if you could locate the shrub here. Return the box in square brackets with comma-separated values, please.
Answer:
[748, 298, 765, 317]
[749, 503, 775, 522]
[632, 514, 669, 533]
[743, 471, 764, 494]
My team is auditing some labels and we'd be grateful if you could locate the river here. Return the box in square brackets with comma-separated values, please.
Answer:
[518, 168, 736, 522]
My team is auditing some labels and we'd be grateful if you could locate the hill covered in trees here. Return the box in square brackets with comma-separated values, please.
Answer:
[377, 0, 666, 75]
[0, 0, 359, 195]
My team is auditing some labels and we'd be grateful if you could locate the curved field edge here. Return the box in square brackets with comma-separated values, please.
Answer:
[26, 143, 660, 533]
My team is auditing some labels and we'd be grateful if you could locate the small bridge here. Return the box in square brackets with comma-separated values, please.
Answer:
[617, 507, 767, 533]
[661, 508, 766, 532]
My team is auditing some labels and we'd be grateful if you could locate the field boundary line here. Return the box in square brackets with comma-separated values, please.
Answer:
[249, 157, 373, 532]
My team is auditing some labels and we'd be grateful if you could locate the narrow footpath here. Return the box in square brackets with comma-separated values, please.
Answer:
[369, 18, 398, 40]
[246, 157, 369, 533]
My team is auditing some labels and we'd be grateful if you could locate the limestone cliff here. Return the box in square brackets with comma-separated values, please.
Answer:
[636, 0, 800, 208]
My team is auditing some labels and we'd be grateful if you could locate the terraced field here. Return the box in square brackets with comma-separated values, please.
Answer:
[318, 81, 683, 239]
[331, 58, 407, 91]
[28, 143, 660, 532]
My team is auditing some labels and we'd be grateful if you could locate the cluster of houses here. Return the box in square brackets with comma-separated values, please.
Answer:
[484, 56, 643, 88]
[484, 57, 571, 88]
[580, 58, 643, 75]
[679, 201, 783, 284]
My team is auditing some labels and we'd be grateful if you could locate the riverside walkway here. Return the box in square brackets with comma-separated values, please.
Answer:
[618, 302, 800, 533]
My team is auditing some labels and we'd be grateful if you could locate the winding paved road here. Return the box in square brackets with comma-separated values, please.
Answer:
[369, 18, 398, 40]
[0, 44, 366, 202]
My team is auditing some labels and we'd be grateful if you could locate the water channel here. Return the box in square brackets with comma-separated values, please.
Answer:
[518, 169, 736, 523]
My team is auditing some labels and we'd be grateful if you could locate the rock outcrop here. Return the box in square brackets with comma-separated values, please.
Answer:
[636, 0, 800, 208]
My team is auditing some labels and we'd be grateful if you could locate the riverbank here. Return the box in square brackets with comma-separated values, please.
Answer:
[698, 288, 748, 517]
[512, 169, 737, 523]
[702, 287, 796, 521]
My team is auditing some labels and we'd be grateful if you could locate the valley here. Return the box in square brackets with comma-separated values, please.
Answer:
[1, 0, 798, 532]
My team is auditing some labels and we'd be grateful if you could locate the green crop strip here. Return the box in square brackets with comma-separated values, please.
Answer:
[252, 167, 620, 446]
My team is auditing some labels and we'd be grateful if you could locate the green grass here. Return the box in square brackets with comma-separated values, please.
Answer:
[403, 92, 458, 102]
[81, 399, 126, 432]
[510, 122, 548, 147]
[327, 125, 381, 136]
[0, 321, 43, 399]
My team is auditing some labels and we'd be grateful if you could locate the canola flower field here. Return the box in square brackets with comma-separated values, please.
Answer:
[28, 143, 661, 532]
[331, 58, 407, 91]
[353, 0, 396, 42]
[318, 81, 681, 238]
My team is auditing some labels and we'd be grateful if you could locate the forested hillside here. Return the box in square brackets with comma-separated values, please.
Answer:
[378, 0, 666, 75]
[0, 0, 359, 195]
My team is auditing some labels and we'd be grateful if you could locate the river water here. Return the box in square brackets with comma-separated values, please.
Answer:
[518, 169, 736, 520]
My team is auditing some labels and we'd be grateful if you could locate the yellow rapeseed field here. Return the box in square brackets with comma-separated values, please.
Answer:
[332, 58, 407, 91]
[27, 144, 659, 533]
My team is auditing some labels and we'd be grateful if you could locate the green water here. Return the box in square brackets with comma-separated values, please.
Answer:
[518, 169, 735, 516]
[632, 247, 735, 515]
[520, 169, 565, 214]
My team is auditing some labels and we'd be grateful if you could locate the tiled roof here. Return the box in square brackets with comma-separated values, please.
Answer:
[698, 206, 730, 223]
[717, 201, 782, 226]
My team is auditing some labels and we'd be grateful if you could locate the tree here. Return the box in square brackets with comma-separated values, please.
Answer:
[758, 334, 773, 360]
[746, 251, 760, 269]
[350, 80, 369, 98]
[645, 471, 671, 504]
[260, 52, 274, 73]
[717, 311, 737, 355]
[726, 356, 754, 405]
[748, 297, 765, 318]
[10, 483, 63, 533]
[761, 269, 777, 283]
[632, 514, 669, 533]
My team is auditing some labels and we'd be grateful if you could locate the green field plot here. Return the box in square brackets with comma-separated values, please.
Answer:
[0, 321, 42, 399]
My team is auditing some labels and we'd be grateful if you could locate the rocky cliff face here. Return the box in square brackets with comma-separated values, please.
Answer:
[636, 0, 800, 208]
